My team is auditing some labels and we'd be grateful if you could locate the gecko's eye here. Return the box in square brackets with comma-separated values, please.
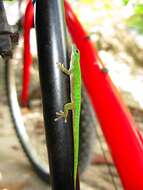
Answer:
[76, 49, 79, 53]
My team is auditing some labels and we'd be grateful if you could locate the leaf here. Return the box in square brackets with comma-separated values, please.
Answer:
[135, 4, 143, 15]
[123, 0, 129, 5]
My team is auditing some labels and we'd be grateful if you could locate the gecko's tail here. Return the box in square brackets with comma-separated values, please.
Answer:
[75, 169, 80, 190]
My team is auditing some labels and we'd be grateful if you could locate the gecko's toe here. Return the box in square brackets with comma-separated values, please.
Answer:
[55, 110, 65, 122]
[54, 118, 58, 121]
[56, 111, 63, 116]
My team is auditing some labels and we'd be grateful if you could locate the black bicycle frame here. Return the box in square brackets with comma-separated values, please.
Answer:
[36, 0, 74, 189]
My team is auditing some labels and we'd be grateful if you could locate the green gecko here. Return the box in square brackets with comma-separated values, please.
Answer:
[55, 44, 81, 190]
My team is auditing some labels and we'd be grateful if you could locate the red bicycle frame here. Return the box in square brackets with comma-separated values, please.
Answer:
[20, 0, 33, 106]
[22, 1, 143, 189]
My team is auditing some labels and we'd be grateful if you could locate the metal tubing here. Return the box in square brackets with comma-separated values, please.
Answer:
[21, 0, 33, 106]
[65, 1, 143, 189]
[36, 0, 74, 190]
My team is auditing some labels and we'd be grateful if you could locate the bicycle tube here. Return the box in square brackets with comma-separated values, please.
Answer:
[21, 0, 34, 106]
[35, 0, 75, 189]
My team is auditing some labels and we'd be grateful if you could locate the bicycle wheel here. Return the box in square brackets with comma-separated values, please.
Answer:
[5, 31, 95, 184]
[5, 34, 50, 182]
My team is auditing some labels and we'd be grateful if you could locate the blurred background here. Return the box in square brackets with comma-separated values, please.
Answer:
[0, 0, 143, 189]
[71, 0, 143, 110]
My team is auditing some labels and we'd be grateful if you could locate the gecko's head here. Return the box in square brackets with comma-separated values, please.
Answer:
[72, 44, 79, 55]
[71, 44, 80, 63]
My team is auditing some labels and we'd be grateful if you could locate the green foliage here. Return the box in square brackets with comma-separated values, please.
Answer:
[127, 15, 143, 33]
[123, 0, 129, 5]
[134, 4, 143, 15]
[123, 2, 143, 34]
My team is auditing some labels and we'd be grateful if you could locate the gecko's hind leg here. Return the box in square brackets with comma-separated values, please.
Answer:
[55, 103, 73, 122]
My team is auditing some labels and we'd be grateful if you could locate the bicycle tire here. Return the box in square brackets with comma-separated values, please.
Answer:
[5, 28, 96, 185]
[5, 51, 50, 183]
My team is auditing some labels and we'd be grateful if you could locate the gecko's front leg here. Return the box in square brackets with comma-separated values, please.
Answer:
[57, 62, 71, 75]
[55, 102, 73, 122]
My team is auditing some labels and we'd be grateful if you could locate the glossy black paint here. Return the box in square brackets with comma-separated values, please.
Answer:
[35, 0, 74, 189]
